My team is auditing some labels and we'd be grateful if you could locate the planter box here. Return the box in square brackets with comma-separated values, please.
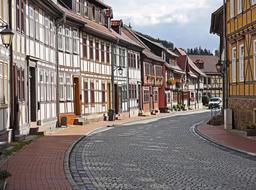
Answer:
[246, 129, 256, 137]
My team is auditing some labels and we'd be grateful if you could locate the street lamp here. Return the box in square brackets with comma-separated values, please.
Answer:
[0, 27, 14, 48]
[216, 60, 224, 74]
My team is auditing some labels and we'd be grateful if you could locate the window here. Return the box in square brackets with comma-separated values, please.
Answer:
[144, 89, 150, 102]
[254, 40, 256, 79]
[90, 82, 95, 104]
[39, 71, 44, 101]
[66, 76, 72, 100]
[154, 90, 158, 102]
[82, 35, 87, 58]
[58, 27, 63, 50]
[28, 6, 34, 38]
[59, 74, 64, 101]
[65, 28, 70, 52]
[119, 48, 126, 67]
[83, 1, 88, 17]
[101, 42, 105, 63]
[106, 44, 110, 64]
[89, 38, 94, 60]
[17, 68, 25, 102]
[95, 40, 100, 61]
[51, 73, 56, 101]
[76, 0, 81, 14]
[137, 55, 140, 69]
[208, 78, 211, 85]
[102, 83, 106, 104]
[50, 21, 55, 48]
[239, 44, 244, 82]
[35, 9, 40, 40]
[129, 84, 137, 99]
[16, 0, 25, 33]
[155, 66, 162, 76]
[232, 47, 237, 82]
[252, 0, 256, 5]
[73, 30, 79, 54]
[230, 0, 234, 18]
[0, 62, 8, 104]
[45, 72, 51, 101]
[84, 81, 89, 106]
[238, 0, 242, 14]
[122, 85, 128, 102]
[45, 17, 50, 45]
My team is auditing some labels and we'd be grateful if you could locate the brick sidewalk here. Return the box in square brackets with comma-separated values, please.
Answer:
[197, 124, 256, 155]
[0, 110, 205, 190]
[0, 113, 173, 190]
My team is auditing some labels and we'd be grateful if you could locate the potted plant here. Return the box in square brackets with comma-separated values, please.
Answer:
[245, 123, 256, 136]
[0, 170, 11, 190]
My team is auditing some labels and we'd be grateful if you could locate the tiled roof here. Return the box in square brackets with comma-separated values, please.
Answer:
[164, 62, 185, 74]
[58, 4, 117, 42]
[112, 28, 144, 49]
[176, 48, 206, 77]
[189, 55, 220, 74]
[143, 49, 165, 63]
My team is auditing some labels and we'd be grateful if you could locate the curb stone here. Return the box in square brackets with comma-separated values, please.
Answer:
[64, 126, 112, 190]
[191, 123, 256, 161]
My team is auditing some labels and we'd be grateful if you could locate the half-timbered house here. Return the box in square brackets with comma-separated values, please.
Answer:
[0, 0, 11, 141]
[223, 0, 256, 130]
[110, 21, 143, 119]
[60, 0, 117, 122]
[25, 0, 63, 134]
[176, 48, 206, 109]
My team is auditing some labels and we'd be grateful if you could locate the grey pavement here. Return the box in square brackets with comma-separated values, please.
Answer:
[68, 112, 256, 190]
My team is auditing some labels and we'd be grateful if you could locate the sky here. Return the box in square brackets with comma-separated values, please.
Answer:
[104, 0, 223, 52]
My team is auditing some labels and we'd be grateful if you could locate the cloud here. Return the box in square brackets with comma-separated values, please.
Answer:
[105, 0, 214, 26]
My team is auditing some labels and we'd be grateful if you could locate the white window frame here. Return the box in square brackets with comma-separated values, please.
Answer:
[230, 0, 234, 18]
[59, 74, 65, 101]
[237, 0, 242, 14]
[65, 28, 71, 52]
[73, 29, 79, 54]
[232, 47, 237, 83]
[239, 44, 244, 82]
[58, 26, 63, 51]
[66, 76, 72, 101]
[0, 62, 8, 105]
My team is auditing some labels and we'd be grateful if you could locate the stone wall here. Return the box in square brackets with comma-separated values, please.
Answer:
[229, 97, 256, 130]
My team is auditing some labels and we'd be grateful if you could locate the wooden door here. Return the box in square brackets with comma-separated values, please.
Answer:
[73, 77, 81, 115]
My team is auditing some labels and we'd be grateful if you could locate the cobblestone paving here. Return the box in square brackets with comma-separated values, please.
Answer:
[69, 112, 256, 190]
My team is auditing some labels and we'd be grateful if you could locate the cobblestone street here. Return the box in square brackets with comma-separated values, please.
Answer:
[68, 112, 256, 190]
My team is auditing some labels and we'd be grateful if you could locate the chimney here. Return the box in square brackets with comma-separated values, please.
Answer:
[111, 19, 123, 35]
[105, 8, 113, 29]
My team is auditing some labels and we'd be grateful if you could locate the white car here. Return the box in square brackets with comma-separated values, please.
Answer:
[208, 97, 222, 109]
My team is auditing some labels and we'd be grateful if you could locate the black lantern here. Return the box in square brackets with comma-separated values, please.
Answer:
[117, 66, 123, 76]
[216, 60, 224, 73]
[0, 27, 14, 48]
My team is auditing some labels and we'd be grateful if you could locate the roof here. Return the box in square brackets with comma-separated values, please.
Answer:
[135, 32, 178, 57]
[143, 49, 165, 63]
[189, 55, 220, 74]
[122, 26, 164, 63]
[176, 48, 206, 77]
[111, 28, 144, 50]
[58, 4, 117, 42]
[210, 6, 223, 35]
[164, 62, 185, 75]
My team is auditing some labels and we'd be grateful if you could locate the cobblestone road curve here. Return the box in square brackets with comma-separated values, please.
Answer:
[68, 112, 256, 190]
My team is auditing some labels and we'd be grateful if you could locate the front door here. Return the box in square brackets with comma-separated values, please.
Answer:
[73, 77, 81, 115]
[29, 67, 37, 122]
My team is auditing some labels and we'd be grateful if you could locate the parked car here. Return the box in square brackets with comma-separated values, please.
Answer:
[208, 97, 222, 109]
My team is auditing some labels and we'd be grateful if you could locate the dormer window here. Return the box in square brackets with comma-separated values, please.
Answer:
[92, 6, 95, 20]
[83, 1, 88, 17]
[76, 0, 81, 14]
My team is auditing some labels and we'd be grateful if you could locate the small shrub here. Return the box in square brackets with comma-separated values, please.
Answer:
[0, 170, 11, 180]
[202, 95, 209, 106]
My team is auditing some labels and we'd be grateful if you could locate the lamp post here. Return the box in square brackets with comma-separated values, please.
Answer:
[0, 25, 14, 141]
